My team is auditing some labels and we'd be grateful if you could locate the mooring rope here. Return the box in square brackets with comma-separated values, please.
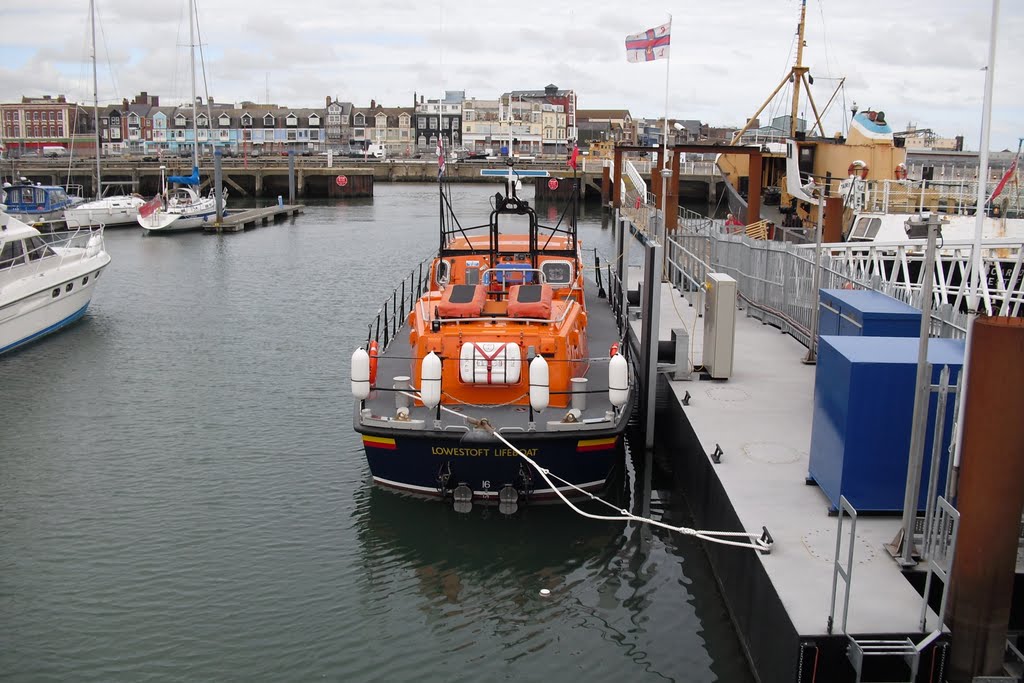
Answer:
[396, 390, 772, 552]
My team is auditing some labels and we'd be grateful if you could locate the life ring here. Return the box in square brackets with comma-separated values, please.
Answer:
[847, 160, 869, 180]
[894, 164, 908, 180]
[609, 342, 619, 357]
[368, 340, 379, 386]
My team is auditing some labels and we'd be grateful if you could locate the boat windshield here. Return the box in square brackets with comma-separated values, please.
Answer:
[24, 235, 55, 260]
[0, 238, 26, 269]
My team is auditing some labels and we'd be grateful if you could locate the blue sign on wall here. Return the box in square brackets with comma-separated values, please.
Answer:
[500, 146, 509, 155]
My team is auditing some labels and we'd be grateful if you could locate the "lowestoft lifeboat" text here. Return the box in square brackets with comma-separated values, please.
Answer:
[430, 446, 539, 457]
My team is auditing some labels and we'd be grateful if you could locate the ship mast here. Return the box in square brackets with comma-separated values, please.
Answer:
[789, 0, 808, 138]
[729, 0, 826, 144]
[90, 0, 101, 199]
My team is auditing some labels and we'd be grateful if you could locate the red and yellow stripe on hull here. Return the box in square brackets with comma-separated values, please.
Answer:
[363, 435, 397, 450]
[576, 436, 618, 452]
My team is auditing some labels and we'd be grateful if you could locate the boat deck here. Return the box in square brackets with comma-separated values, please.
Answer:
[362, 268, 626, 432]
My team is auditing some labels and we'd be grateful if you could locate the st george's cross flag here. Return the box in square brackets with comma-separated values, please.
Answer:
[625, 21, 671, 63]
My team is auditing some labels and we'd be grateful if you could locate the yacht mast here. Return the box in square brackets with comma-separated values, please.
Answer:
[189, 0, 198, 169]
[90, 0, 102, 198]
[789, 0, 808, 138]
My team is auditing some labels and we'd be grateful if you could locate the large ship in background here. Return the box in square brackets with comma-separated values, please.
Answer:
[716, 0, 908, 239]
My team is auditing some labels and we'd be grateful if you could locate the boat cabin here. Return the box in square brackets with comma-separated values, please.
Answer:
[2, 183, 75, 219]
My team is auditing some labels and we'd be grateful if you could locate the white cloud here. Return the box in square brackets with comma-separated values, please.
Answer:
[3, 0, 1021, 150]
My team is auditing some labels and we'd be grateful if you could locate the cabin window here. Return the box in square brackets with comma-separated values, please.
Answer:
[435, 260, 450, 286]
[66, 283, 74, 292]
[83, 275, 89, 285]
[52, 288, 60, 298]
[541, 260, 574, 286]
[0, 239, 26, 268]
[851, 217, 882, 240]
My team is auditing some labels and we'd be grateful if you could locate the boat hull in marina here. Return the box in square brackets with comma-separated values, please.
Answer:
[359, 429, 623, 501]
[0, 221, 111, 355]
[139, 208, 217, 232]
[65, 196, 146, 229]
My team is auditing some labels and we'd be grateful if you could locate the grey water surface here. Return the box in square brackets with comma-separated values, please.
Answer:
[1, 183, 752, 682]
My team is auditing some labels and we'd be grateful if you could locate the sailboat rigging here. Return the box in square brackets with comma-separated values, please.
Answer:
[63, 0, 146, 229]
[136, 0, 225, 232]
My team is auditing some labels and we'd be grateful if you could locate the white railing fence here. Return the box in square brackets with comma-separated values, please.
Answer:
[664, 229, 1024, 347]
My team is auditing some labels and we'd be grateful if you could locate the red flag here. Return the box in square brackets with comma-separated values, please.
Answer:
[138, 196, 162, 218]
[989, 143, 1020, 203]
[568, 144, 579, 171]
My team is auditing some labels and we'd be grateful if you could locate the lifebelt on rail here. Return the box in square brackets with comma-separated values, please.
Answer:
[634, 195, 642, 209]
[368, 340, 379, 386]
[894, 163, 908, 181]
[847, 160, 869, 180]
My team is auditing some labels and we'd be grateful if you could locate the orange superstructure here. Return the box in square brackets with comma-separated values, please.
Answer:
[407, 233, 589, 409]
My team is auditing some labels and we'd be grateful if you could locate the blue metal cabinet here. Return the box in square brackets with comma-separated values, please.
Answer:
[808, 335, 964, 513]
[818, 289, 921, 338]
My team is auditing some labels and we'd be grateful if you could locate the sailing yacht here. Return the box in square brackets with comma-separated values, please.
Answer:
[136, 0, 225, 233]
[64, 0, 145, 229]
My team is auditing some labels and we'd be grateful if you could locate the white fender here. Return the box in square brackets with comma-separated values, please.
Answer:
[420, 351, 442, 409]
[351, 347, 370, 400]
[529, 356, 549, 413]
[608, 353, 629, 407]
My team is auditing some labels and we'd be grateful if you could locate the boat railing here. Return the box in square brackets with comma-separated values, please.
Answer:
[367, 255, 434, 351]
[842, 177, 1022, 217]
[414, 295, 575, 329]
[663, 228, 1024, 346]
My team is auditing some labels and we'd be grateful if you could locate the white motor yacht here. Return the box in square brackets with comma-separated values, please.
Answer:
[0, 211, 111, 355]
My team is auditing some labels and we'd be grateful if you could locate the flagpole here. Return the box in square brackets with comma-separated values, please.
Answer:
[662, 15, 672, 175]
[950, 0, 999, 497]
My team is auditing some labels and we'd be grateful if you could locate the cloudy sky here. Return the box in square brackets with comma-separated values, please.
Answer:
[3, 0, 1022, 151]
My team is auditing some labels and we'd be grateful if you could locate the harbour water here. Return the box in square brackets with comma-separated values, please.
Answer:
[1, 184, 751, 681]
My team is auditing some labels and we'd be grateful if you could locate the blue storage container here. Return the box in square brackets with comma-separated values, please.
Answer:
[808, 335, 964, 513]
[818, 289, 921, 339]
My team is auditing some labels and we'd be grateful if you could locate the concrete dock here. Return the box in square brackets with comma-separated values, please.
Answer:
[207, 204, 304, 233]
[629, 280, 957, 682]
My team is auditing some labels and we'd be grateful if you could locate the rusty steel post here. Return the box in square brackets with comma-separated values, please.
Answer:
[747, 151, 762, 224]
[651, 150, 663, 210]
[601, 161, 611, 207]
[666, 148, 680, 231]
[612, 146, 622, 209]
[948, 316, 1024, 681]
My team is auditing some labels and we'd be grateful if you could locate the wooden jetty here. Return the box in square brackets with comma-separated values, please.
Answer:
[205, 204, 304, 233]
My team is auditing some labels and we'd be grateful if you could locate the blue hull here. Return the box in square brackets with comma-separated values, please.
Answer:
[0, 302, 90, 356]
[359, 429, 622, 502]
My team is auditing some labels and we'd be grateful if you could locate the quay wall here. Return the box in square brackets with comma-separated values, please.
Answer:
[3, 158, 714, 202]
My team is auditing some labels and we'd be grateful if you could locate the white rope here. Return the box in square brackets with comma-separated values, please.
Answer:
[399, 391, 772, 553]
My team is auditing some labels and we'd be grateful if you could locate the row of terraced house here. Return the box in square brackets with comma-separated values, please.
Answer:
[2, 85, 596, 159]
[1, 86, 738, 161]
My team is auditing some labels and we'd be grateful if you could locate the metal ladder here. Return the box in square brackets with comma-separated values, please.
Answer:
[829, 495, 952, 683]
